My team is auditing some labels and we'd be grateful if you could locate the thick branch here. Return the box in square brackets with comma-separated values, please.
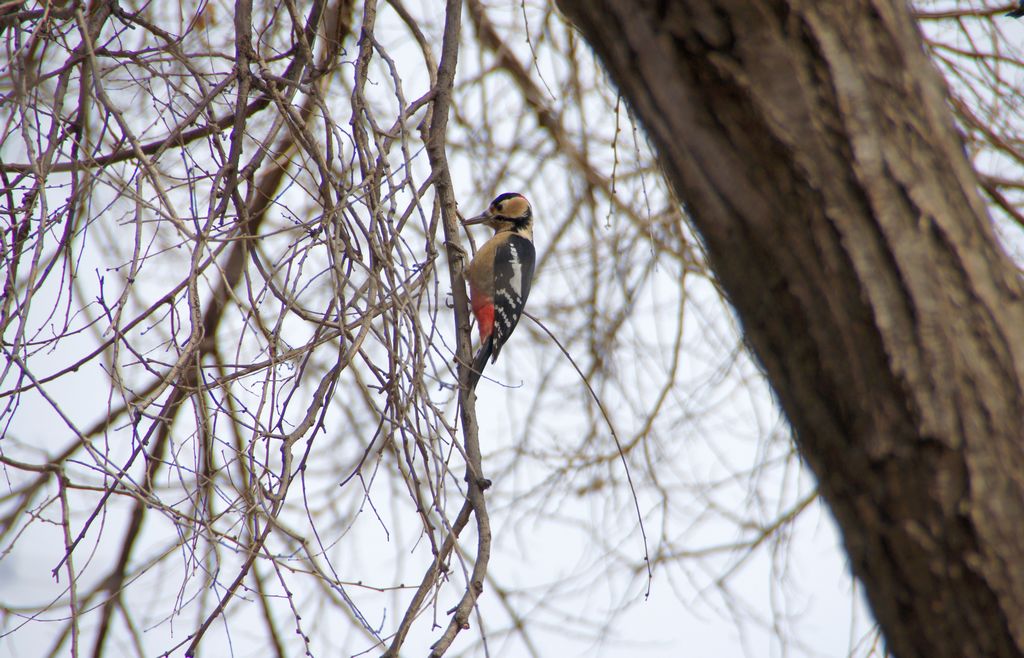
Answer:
[556, 1, 1024, 657]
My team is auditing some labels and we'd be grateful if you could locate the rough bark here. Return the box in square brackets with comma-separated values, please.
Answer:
[555, 1, 1024, 657]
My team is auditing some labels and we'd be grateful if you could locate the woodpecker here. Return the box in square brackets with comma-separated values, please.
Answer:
[462, 192, 536, 390]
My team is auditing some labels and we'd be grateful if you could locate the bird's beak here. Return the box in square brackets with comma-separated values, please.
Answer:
[462, 211, 492, 226]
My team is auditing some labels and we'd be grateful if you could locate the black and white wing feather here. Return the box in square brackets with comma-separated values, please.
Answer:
[489, 234, 535, 363]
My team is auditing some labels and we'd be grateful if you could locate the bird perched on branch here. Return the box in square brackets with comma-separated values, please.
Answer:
[1010, 1, 1024, 17]
[462, 192, 536, 390]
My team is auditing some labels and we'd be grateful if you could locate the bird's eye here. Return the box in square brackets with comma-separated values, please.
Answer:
[494, 203, 503, 212]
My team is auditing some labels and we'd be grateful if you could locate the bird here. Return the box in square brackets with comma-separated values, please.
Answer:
[462, 192, 536, 390]
[1010, 1, 1024, 17]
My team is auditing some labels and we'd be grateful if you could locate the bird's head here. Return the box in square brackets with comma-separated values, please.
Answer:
[463, 192, 533, 237]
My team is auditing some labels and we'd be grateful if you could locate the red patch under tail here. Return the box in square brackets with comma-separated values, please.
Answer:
[470, 292, 494, 341]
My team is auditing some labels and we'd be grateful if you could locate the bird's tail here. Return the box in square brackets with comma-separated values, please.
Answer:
[467, 338, 493, 391]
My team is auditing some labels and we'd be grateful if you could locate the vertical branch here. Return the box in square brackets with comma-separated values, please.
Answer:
[55, 472, 79, 658]
[426, 0, 493, 651]
[427, 10, 470, 390]
[383, 0, 491, 656]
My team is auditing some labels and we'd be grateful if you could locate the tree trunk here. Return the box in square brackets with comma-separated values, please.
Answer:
[555, 1, 1024, 656]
